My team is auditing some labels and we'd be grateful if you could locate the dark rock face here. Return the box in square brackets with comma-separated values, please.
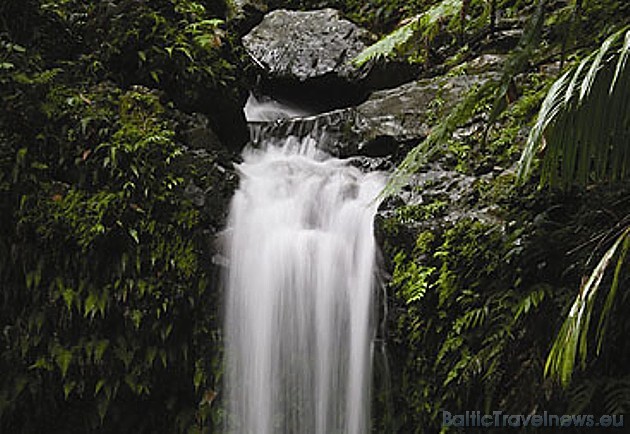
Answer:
[244, 8, 370, 82]
[354, 72, 496, 150]
[243, 8, 374, 110]
[250, 70, 497, 158]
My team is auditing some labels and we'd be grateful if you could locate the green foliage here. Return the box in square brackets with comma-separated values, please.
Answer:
[546, 226, 630, 387]
[0, 1, 241, 432]
[353, 0, 464, 66]
[0, 77, 231, 432]
[385, 219, 559, 431]
[519, 25, 630, 187]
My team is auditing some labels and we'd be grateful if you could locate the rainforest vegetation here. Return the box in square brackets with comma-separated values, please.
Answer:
[1, 0, 629, 433]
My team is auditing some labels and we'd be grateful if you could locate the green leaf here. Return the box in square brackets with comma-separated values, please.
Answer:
[53, 346, 73, 378]
[610, 29, 630, 93]
[84, 291, 98, 317]
[95, 340, 109, 362]
[519, 24, 630, 187]
[95, 379, 106, 396]
[129, 228, 140, 244]
[545, 227, 630, 387]
[64, 382, 76, 400]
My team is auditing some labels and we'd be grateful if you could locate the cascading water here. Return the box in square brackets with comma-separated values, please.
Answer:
[224, 94, 384, 434]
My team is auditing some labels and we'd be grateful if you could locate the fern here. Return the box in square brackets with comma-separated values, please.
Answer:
[352, 0, 464, 67]
[518, 25, 630, 187]
[602, 377, 630, 415]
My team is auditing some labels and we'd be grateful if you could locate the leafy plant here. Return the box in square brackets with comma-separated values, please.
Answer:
[518, 25, 630, 187]
[352, 0, 464, 66]
[545, 226, 630, 387]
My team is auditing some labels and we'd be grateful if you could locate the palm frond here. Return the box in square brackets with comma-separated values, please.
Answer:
[517, 69, 572, 180]
[545, 227, 630, 387]
[611, 29, 630, 92]
[579, 30, 618, 102]
[352, 0, 463, 67]
[518, 25, 630, 187]
[595, 227, 630, 355]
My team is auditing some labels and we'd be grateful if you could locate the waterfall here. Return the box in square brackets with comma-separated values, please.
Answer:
[224, 95, 384, 434]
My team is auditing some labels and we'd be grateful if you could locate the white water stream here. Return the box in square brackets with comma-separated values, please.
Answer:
[224, 95, 384, 434]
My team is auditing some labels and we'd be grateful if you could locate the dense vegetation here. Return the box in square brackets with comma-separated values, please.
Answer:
[1, 1, 245, 432]
[1, 0, 629, 433]
[371, 0, 630, 432]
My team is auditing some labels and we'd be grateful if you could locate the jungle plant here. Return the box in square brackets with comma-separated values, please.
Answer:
[518, 25, 630, 187]
[516, 25, 630, 387]
[352, 0, 465, 67]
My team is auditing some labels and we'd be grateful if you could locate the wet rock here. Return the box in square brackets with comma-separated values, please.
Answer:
[355, 71, 496, 147]
[176, 112, 223, 151]
[243, 8, 370, 83]
[374, 162, 503, 252]
[184, 181, 206, 208]
[243, 8, 373, 110]
[250, 71, 497, 158]
[242, 8, 426, 111]
[490, 29, 524, 52]
[462, 54, 508, 74]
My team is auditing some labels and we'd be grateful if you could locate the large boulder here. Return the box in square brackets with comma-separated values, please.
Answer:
[243, 8, 369, 82]
[242, 8, 418, 111]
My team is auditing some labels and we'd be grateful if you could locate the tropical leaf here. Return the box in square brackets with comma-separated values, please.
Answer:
[353, 19, 417, 67]
[518, 25, 630, 187]
[545, 226, 630, 387]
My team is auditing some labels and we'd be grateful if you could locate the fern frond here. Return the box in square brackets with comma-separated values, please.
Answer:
[568, 379, 599, 413]
[352, 0, 463, 67]
[602, 377, 630, 415]
[513, 287, 546, 321]
[352, 19, 417, 67]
